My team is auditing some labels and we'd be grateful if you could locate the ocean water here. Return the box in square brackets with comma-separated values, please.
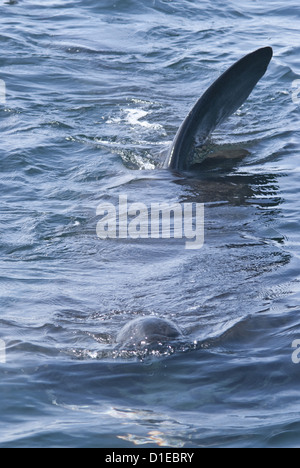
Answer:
[1, 0, 300, 448]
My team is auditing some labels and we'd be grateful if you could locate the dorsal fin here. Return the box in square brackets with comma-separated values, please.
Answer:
[165, 47, 273, 171]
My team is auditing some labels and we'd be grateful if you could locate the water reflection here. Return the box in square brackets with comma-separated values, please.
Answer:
[174, 150, 282, 208]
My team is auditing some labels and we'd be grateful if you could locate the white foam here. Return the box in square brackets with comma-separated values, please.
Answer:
[107, 108, 163, 131]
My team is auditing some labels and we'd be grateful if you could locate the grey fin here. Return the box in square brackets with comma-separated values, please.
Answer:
[165, 47, 273, 171]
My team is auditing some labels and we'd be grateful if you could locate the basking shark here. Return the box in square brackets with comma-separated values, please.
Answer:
[164, 47, 273, 171]
[103, 49, 274, 354]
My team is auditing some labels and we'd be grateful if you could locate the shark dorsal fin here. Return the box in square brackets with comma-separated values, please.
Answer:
[165, 47, 273, 171]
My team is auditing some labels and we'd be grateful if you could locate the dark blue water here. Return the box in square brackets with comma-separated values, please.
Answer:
[1, 0, 300, 448]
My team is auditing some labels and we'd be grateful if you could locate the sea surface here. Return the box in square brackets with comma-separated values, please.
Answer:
[1, 0, 300, 448]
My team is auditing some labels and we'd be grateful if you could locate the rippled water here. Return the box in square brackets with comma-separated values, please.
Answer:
[1, 0, 300, 448]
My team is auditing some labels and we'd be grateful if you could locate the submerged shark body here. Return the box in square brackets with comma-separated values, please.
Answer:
[116, 316, 182, 350]
[164, 47, 273, 171]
